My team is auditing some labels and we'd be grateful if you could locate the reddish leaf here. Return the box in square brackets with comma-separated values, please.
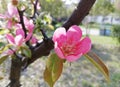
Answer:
[84, 51, 110, 82]
[44, 53, 64, 87]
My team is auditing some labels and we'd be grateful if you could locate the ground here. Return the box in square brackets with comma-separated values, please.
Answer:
[0, 36, 120, 87]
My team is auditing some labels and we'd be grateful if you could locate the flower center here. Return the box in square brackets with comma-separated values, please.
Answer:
[61, 43, 75, 56]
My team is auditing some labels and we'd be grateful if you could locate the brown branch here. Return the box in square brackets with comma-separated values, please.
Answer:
[63, 0, 96, 30]
[8, 0, 96, 86]
[23, 38, 54, 68]
[31, 0, 39, 19]
[18, 9, 27, 38]
[24, 0, 96, 66]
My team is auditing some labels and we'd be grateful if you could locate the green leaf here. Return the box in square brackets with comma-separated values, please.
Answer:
[84, 51, 110, 82]
[21, 46, 31, 58]
[0, 42, 5, 48]
[0, 55, 8, 65]
[44, 53, 64, 87]
[0, 29, 9, 35]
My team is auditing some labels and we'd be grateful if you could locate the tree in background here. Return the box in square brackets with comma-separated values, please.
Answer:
[112, 0, 120, 44]
[40, 0, 72, 18]
[115, 0, 120, 14]
[91, 0, 114, 16]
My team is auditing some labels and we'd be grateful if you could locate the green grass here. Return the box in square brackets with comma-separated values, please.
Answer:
[89, 35, 119, 46]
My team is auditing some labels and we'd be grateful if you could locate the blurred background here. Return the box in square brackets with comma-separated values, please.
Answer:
[0, 0, 120, 87]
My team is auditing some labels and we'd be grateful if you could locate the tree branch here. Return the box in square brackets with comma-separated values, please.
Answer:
[8, 0, 96, 86]
[31, 0, 39, 19]
[18, 9, 27, 38]
[63, 0, 96, 30]
[25, 0, 96, 66]
[9, 58, 22, 87]
[22, 38, 54, 69]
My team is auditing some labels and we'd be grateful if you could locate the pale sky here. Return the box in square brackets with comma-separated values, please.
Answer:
[62, 0, 79, 5]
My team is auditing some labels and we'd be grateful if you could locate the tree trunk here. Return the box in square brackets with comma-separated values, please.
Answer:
[9, 58, 22, 87]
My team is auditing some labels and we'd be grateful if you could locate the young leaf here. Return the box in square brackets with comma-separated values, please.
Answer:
[84, 51, 110, 82]
[0, 55, 8, 65]
[44, 67, 54, 87]
[0, 42, 5, 48]
[44, 53, 64, 87]
[21, 46, 31, 58]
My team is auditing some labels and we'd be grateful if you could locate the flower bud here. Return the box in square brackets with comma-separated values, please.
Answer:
[12, 0, 18, 6]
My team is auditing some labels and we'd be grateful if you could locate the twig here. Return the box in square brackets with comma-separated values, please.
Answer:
[17, 8, 33, 48]
[31, 0, 39, 19]
[17, 8, 27, 38]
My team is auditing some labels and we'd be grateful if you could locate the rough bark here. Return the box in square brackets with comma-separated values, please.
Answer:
[9, 0, 96, 87]
[9, 58, 22, 87]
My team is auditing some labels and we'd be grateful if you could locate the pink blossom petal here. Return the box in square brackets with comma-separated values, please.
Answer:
[6, 20, 13, 29]
[6, 34, 15, 45]
[66, 53, 82, 62]
[16, 29, 25, 38]
[15, 24, 22, 28]
[30, 36, 38, 44]
[54, 42, 65, 59]
[67, 25, 82, 44]
[24, 16, 34, 32]
[7, 3, 18, 16]
[37, 3, 41, 10]
[0, 14, 6, 19]
[28, 20, 34, 32]
[15, 35, 24, 46]
[25, 33, 32, 41]
[76, 37, 91, 54]
[52, 27, 67, 46]
[6, 49, 14, 55]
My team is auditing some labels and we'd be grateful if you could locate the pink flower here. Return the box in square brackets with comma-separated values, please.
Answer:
[52, 25, 91, 62]
[6, 29, 24, 46]
[7, 3, 18, 17]
[30, 36, 38, 44]
[21, 17, 35, 41]
[23, 16, 34, 33]
[0, 3, 18, 29]
[5, 49, 15, 55]
[15, 23, 33, 42]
